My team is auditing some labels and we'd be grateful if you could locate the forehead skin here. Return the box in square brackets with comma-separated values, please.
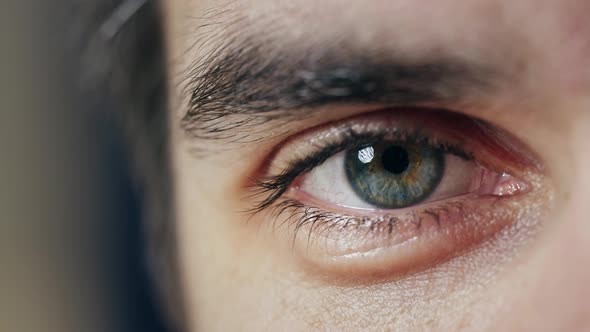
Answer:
[170, 0, 590, 95]
[164, 1, 590, 331]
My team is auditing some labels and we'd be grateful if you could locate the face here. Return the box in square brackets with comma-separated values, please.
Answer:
[163, 0, 590, 330]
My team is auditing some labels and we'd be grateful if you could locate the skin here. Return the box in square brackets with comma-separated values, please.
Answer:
[163, 0, 590, 330]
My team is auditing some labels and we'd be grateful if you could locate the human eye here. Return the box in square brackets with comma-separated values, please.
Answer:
[248, 108, 549, 282]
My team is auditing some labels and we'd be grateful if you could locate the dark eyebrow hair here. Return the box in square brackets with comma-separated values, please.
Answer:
[180, 34, 500, 140]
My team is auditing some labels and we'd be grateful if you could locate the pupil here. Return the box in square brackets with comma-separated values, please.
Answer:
[381, 145, 410, 174]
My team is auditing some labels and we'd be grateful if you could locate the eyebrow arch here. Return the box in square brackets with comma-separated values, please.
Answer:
[180, 37, 500, 140]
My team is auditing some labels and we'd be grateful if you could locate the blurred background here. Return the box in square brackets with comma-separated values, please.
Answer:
[2, 1, 171, 331]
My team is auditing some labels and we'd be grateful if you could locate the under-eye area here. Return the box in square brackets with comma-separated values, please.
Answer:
[246, 108, 549, 283]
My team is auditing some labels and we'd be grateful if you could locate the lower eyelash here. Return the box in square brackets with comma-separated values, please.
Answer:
[265, 198, 494, 248]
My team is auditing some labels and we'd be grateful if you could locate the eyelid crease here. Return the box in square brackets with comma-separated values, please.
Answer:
[266, 108, 536, 175]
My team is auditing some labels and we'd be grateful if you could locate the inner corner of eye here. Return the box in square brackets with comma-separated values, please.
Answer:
[488, 171, 530, 197]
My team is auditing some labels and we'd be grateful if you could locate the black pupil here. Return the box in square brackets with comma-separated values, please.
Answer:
[381, 145, 410, 174]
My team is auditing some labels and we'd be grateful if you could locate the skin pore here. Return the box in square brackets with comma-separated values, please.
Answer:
[163, 0, 590, 330]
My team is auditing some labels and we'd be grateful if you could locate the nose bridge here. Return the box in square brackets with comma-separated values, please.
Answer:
[527, 112, 590, 330]
[534, 204, 590, 330]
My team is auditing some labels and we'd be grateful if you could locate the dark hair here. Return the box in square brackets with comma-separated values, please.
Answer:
[73, 0, 182, 329]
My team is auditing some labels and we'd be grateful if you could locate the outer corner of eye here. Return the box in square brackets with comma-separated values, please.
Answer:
[252, 109, 550, 283]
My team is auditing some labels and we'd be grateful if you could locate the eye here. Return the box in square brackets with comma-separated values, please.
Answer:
[299, 141, 521, 211]
[249, 108, 547, 283]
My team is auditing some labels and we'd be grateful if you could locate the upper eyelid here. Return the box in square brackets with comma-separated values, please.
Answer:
[264, 108, 538, 177]
[266, 109, 476, 173]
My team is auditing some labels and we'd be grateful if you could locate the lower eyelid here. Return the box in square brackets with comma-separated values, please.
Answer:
[268, 193, 538, 283]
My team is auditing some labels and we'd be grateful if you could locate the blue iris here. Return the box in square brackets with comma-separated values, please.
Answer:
[344, 143, 445, 209]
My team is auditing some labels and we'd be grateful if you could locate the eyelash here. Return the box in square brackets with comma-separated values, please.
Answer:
[249, 127, 474, 214]
[266, 198, 486, 238]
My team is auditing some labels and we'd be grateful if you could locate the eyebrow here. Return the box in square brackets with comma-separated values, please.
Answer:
[181, 35, 501, 140]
